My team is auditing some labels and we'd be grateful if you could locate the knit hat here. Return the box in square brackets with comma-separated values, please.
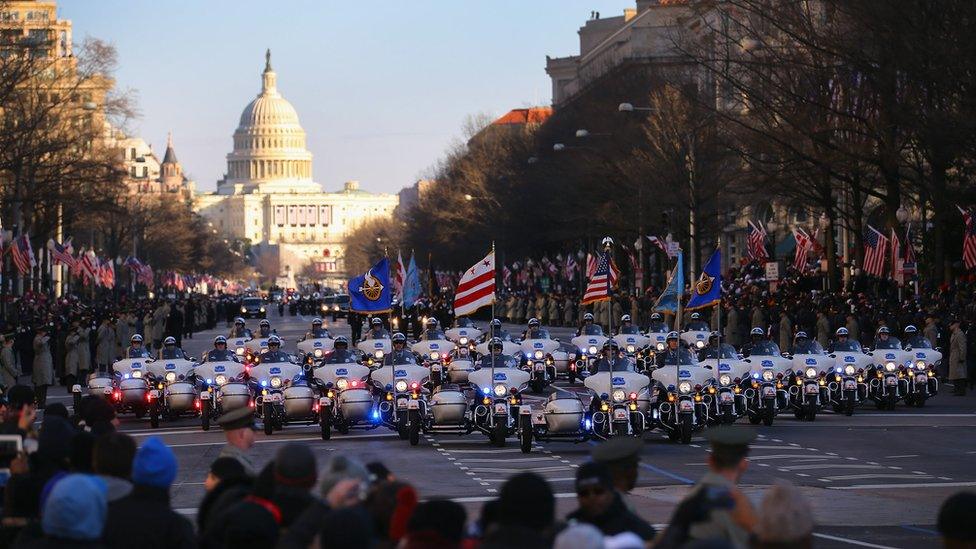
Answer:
[38, 415, 75, 465]
[83, 396, 117, 425]
[42, 474, 107, 541]
[318, 454, 370, 498]
[132, 437, 178, 488]
[574, 461, 613, 493]
[498, 472, 554, 530]
[273, 443, 317, 488]
[6, 385, 35, 408]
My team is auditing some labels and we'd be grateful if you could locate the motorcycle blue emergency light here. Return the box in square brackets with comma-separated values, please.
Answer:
[206, 378, 213, 384]
[584, 419, 592, 431]
[835, 367, 843, 373]
[752, 372, 760, 379]
[124, 373, 130, 379]
[260, 380, 267, 387]
[371, 409, 381, 422]
[483, 387, 491, 395]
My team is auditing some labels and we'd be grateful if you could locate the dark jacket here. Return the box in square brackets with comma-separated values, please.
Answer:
[102, 485, 196, 549]
[13, 536, 105, 549]
[566, 493, 657, 541]
[276, 499, 330, 549]
[198, 479, 252, 549]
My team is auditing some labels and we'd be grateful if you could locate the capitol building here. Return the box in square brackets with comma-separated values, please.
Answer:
[194, 51, 398, 287]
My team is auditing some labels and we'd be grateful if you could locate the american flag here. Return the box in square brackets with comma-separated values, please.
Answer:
[747, 221, 769, 262]
[563, 255, 577, 279]
[11, 235, 36, 275]
[81, 250, 100, 281]
[793, 228, 813, 272]
[138, 264, 154, 286]
[647, 235, 668, 255]
[585, 253, 597, 279]
[502, 264, 511, 287]
[47, 238, 75, 268]
[863, 225, 889, 277]
[581, 251, 614, 305]
[960, 206, 976, 270]
[99, 262, 115, 289]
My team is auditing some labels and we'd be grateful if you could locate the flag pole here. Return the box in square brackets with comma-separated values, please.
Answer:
[490, 242, 497, 430]
[715, 237, 722, 374]
[602, 237, 614, 436]
[676, 250, 683, 403]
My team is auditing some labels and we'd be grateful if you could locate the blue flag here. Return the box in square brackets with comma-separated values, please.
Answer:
[654, 252, 683, 313]
[347, 257, 392, 313]
[403, 253, 422, 308]
[687, 249, 721, 310]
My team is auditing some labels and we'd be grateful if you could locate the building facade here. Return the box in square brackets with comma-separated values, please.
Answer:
[194, 51, 398, 287]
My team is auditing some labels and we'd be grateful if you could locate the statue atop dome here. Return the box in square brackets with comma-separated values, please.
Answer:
[265, 48, 272, 72]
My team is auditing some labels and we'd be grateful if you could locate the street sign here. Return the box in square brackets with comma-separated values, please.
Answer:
[666, 241, 681, 258]
[765, 261, 781, 281]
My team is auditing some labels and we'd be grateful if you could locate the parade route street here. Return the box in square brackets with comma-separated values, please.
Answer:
[45, 311, 976, 549]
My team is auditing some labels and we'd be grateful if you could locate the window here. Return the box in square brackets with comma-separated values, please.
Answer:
[142, 167, 148, 177]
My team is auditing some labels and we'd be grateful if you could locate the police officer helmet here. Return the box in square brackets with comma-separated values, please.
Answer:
[490, 319, 502, 328]
[130, 334, 143, 344]
[489, 337, 504, 351]
[259, 319, 270, 328]
[691, 312, 701, 320]
[234, 317, 245, 325]
[904, 325, 918, 334]
[267, 335, 282, 347]
[214, 335, 227, 346]
[621, 314, 631, 323]
[794, 331, 808, 340]
[426, 318, 438, 328]
[650, 312, 662, 322]
[528, 318, 540, 328]
[583, 313, 594, 322]
[392, 332, 406, 345]
[602, 340, 620, 351]
[371, 317, 382, 327]
[334, 336, 348, 348]
[666, 331, 679, 341]
[163, 336, 176, 346]
[312, 317, 323, 326]
[750, 327, 764, 337]
[835, 327, 849, 337]
[877, 326, 890, 335]
[708, 331, 720, 341]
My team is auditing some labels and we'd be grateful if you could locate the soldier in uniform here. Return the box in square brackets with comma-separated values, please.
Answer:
[215, 407, 256, 477]
[591, 436, 642, 493]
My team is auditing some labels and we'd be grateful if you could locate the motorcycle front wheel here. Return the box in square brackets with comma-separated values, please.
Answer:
[519, 416, 533, 454]
[320, 407, 332, 440]
[263, 402, 274, 435]
[201, 406, 210, 431]
[679, 414, 693, 444]
[408, 409, 421, 446]
[492, 419, 506, 448]
[762, 400, 775, 426]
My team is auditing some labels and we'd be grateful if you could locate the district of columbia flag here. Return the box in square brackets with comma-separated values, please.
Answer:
[454, 251, 495, 316]
[394, 250, 406, 300]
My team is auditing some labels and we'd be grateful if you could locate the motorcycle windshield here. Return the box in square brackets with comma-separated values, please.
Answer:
[699, 343, 738, 360]
[455, 318, 475, 328]
[873, 337, 902, 350]
[663, 348, 699, 366]
[833, 341, 863, 353]
[749, 341, 782, 356]
[908, 336, 932, 349]
[596, 357, 636, 372]
[793, 340, 825, 354]
[685, 321, 709, 331]
[324, 351, 358, 364]
[582, 325, 604, 336]
[527, 329, 551, 340]
[619, 326, 640, 334]
[423, 330, 447, 341]
[646, 323, 668, 334]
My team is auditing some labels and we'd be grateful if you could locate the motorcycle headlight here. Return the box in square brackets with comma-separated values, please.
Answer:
[215, 374, 227, 385]
[321, 304, 327, 311]
[395, 380, 408, 392]
[313, 349, 323, 358]
[333, 305, 339, 311]
[805, 367, 818, 379]
[844, 365, 855, 375]
[165, 372, 177, 382]
[885, 362, 896, 372]
[459, 337, 468, 345]
[240, 306, 247, 313]
[131, 370, 142, 379]
[678, 381, 692, 394]
[236, 347, 245, 356]
[430, 351, 440, 360]
[656, 342, 665, 351]
[493, 384, 507, 397]
[626, 345, 635, 353]
[374, 350, 384, 359]
[588, 346, 597, 355]
[719, 374, 731, 386]
[260, 307, 266, 313]
[336, 378, 348, 390]
[761, 370, 774, 381]
[534, 350, 544, 359]
[916, 360, 926, 369]
[611, 389, 626, 402]
[695, 340, 705, 349]
[270, 376, 282, 388]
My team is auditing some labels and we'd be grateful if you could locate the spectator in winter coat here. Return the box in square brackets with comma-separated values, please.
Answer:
[32, 326, 54, 409]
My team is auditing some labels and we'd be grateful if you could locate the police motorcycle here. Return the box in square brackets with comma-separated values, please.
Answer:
[296, 318, 335, 364]
[821, 329, 871, 416]
[612, 315, 651, 358]
[679, 312, 711, 351]
[195, 336, 249, 431]
[585, 341, 654, 439]
[571, 313, 609, 382]
[520, 318, 559, 393]
[145, 337, 199, 428]
[741, 328, 792, 426]
[106, 335, 155, 420]
[469, 338, 531, 448]
[227, 318, 253, 359]
[357, 318, 393, 367]
[245, 319, 277, 358]
[370, 339, 431, 446]
[784, 333, 831, 421]
[250, 336, 315, 435]
[698, 333, 750, 425]
[444, 317, 480, 384]
[651, 336, 713, 444]
[411, 319, 457, 388]
[312, 337, 378, 439]
[899, 326, 941, 406]
[474, 320, 521, 356]
[852, 326, 901, 410]
[646, 313, 670, 353]
[445, 317, 483, 347]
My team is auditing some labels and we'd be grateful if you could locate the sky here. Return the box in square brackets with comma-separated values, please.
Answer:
[58, 0, 629, 194]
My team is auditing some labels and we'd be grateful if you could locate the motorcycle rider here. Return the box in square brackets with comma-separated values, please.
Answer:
[383, 333, 416, 366]
[303, 318, 330, 340]
[654, 331, 682, 367]
[365, 317, 390, 340]
[828, 327, 851, 353]
[618, 314, 640, 335]
[204, 336, 239, 362]
[486, 318, 511, 341]
[257, 319, 274, 338]
[739, 327, 767, 358]
[685, 312, 709, 332]
[577, 313, 604, 336]
[523, 317, 548, 340]
[157, 336, 189, 360]
[478, 337, 516, 369]
[698, 332, 723, 361]
[323, 336, 358, 364]
[228, 318, 252, 339]
[593, 340, 629, 373]
[257, 335, 290, 363]
[647, 312, 667, 334]
[126, 334, 152, 358]
[903, 325, 930, 349]
[420, 318, 445, 341]
[873, 326, 894, 349]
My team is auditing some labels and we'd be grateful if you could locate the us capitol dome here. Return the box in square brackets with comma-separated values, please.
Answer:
[194, 50, 398, 287]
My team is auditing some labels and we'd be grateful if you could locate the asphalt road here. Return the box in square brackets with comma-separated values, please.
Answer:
[46, 310, 975, 548]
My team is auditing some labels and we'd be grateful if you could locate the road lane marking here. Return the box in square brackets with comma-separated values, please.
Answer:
[747, 454, 838, 461]
[811, 532, 896, 548]
[453, 457, 553, 463]
[167, 432, 396, 447]
[884, 454, 919, 459]
[820, 474, 933, 481]
[828, 481, 976, 490]
[779, 464, 877, 471]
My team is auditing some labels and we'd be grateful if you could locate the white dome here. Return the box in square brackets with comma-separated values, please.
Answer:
[238, 94, 302, 129]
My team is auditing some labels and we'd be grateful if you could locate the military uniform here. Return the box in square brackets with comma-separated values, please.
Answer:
[216, 407, 256, 476]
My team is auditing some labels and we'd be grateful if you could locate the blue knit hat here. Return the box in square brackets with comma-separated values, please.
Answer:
[132, 436, 178, 488]
[42, 474, 107, 541]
